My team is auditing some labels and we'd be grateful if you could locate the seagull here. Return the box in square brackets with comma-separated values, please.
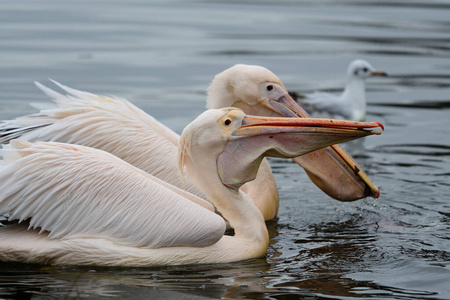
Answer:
[0, 108, 383, 266]
[296, 59, 387, 121]
[0, 65, 380, 221]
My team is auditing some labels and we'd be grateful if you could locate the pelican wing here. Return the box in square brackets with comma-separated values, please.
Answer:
[0, 81, 203, 198]
[0, 140, 225, 248]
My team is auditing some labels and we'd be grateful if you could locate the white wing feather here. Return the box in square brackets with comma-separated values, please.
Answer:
[0, 140, 226, 248]
[0, 81, 204, 200]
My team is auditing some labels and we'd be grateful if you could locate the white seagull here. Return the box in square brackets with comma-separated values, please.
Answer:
[0, 108, 383, 266]
[297, 59, 387, 121]
[0, 65, 380, 221]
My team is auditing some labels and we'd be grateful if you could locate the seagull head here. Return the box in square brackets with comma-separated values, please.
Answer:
[347, 59, 388, 80]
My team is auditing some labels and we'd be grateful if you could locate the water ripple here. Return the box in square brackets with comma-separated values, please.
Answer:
[374, 144, 450, 156]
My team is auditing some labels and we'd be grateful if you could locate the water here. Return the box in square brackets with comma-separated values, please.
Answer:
[0, 0, 449, 299]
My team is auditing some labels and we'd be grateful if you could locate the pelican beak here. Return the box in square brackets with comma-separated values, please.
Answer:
[261, 89, 381, 200]
[219, 115, 383, 190]
[372, 70, 388, 77]
[233, 116, 383, 143]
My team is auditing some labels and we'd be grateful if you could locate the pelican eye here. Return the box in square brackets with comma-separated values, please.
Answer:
[224, 119, 232, 126]
[363, 67, 368, 72]
[266, 84, 274, 91]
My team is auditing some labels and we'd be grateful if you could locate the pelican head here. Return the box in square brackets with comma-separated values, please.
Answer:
[205, 64, 382, 201]
[178, 108, 382, 193]
[207, 64, 295, 118]
[347, 59, 388, 80]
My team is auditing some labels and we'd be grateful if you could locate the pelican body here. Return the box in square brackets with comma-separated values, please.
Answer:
[0, 108, 383, 266]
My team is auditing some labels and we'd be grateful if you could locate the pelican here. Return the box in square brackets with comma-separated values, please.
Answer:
[0, 65, 379, 221]
[295, 59, 388, 121]
[0, 108, 383, 266]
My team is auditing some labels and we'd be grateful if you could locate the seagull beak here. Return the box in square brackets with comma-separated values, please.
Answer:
[219, 116, 383, 190]
[261, 91, 381, 200]
[371, 70, 388, 77]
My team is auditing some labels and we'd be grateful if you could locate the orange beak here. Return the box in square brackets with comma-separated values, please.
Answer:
[260, 91, 381, 200]
[218, 114, 383, 191]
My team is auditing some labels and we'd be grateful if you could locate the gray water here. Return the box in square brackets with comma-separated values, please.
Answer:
[0, 0, 449, 299]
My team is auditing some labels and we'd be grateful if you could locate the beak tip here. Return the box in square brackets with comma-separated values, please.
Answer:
[375, 122, 384, 131]
[373, 71, 388, 77]
[365, 186, 380, 199]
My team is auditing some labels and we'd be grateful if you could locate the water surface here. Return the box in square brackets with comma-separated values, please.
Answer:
[0, 1, 449, 299]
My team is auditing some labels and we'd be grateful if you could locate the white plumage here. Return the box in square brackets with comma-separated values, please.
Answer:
[0, 108, 383, 266]
[0, 140, 222, 249]
[1, 81, 198, 195]
[0, 65, 381, 223]
[298, 59, 387, 121]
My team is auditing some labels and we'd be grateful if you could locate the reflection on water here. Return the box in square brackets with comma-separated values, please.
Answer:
[1, 0, 450, 299]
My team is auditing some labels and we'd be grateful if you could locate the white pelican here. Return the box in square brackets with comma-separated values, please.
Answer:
[0, 108, 383, 266]
[295, 59, 387, 121]
[0, 65, 379, 221]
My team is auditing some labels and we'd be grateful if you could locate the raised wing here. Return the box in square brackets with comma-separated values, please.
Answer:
[0, 81, 203, 198]
[0, 140, 225, 248]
